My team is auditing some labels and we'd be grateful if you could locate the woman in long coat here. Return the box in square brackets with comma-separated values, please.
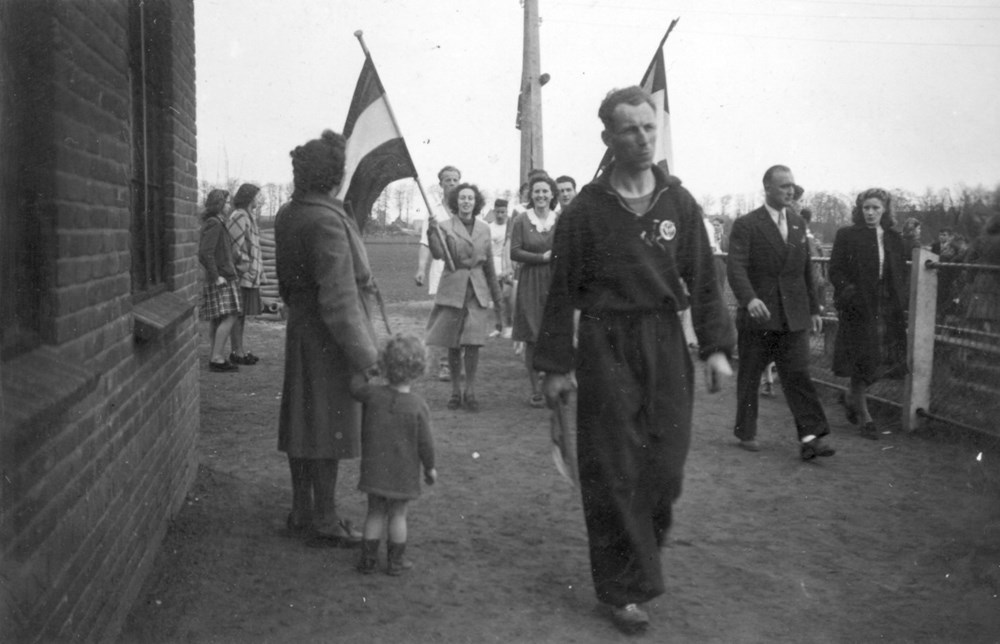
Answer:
[829, 188, 908, 439]
[426, 183, 503, 412]
[275, 130, 378, 545]
[510, 175, 559, 407]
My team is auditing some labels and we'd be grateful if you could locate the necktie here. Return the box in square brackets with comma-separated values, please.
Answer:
[778, 210, 787, 241]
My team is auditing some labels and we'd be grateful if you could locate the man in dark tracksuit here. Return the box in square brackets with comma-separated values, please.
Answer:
[534, 86, 735, 635]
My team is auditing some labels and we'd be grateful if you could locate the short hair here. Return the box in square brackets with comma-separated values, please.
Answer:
[437, 165, 461, 181]
[792, 184, 805, 200]
[800, 207, 813, 222]
[494, 198, 508, 208]
[290, 129, 346, 193]
[528, 175, 559, 211]
[762, 165, 791, 186]
[902, 217, 921, 237]
[598, 86, 655, 130]
[379, 334, 427, 385]
[852, 187, 895, 230]
[555, 175, 576, 189]
[939, 227, 953, 235]
[233, 183, 261, 209]
[447, 182, 486, 216]
[203, 189, 229, 219]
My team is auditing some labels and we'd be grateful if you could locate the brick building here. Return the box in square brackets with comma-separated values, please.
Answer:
[1, 1, 200, 640]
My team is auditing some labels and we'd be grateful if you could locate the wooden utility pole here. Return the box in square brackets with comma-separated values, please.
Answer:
[518, 0, 543, 188]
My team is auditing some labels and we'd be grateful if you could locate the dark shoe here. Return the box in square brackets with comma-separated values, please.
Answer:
[306, 518, 362, 549]
[844, 406, 859, 425]
[608, 603, 650, 635]
[800, 437, 836, 461]
[209, 360, 238, 372]
[356, 539, 380, 574]
[464, 393, 480, 412]
[285, 513, 315, 538]
[447, 393, 463, 410]
[386, 541, 413, 576]
[230, 352, 260, 365]
[738, 439, 761, 452]
[860, 421, 879, 440]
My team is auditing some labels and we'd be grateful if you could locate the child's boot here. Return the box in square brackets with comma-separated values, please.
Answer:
[386, 541, 413, 576]
[356, 539, 380, 574]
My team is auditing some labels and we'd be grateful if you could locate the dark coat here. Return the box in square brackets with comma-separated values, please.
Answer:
[828, 224, 908, 381]
[726, 206, 820, 332]
[198, 215, 237, 282]
[275, 192, 378, 459]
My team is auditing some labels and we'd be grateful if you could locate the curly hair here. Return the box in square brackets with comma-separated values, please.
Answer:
[852, 187, 895, 230]
[528, 175, 559, 211]
[379, 334, 427, 386]
[901, 217, 921, 238]
[202, 189, 230, 219]
[290, 130, 346, 193]
[447, 183, 486, 217]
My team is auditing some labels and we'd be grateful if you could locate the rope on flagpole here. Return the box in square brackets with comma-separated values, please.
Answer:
[352, 30, 455, 273]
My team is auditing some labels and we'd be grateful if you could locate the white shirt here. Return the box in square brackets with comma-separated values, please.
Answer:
[764, 203, 788, 241]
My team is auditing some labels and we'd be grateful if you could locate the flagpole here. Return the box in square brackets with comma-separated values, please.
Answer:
[592, 18, 680, 180]
[352, 31, 455, 272]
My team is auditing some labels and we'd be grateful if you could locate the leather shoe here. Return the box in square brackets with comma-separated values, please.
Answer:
[608, 603, 649, 634]
[860, 421, 879, 440]
[738, 439, 761, 452]
[800, 437, 836, 460]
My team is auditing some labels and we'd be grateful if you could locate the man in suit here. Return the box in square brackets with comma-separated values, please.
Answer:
[727, 165, 834, 460]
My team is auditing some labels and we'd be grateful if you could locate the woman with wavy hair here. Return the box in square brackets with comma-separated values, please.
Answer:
[275, 130, 378, 546]
[509, 174, 559, 407]
[198, 189, 241, 372]
[425, 182, 503, 412]
[829, 188, 909, 439]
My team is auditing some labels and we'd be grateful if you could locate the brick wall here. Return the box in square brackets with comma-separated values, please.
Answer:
[0, 1, 200, 641]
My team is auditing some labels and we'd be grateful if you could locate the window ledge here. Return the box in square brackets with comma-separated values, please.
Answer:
[1, 346, 101, 436]
[133, 291, 195, 342]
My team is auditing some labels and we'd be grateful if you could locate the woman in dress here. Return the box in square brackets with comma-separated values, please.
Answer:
[275, 129, 378, 546]
[425, 183, 503, 412]
[510, 175, 558, 407]
[829, 188, 909, 439]
[226, 183, 267, 365]
[198, 189, 241, 372]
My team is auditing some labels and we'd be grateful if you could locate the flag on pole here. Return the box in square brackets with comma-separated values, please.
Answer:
[337, 54, 418, 230]
[595, 19, 678, 178]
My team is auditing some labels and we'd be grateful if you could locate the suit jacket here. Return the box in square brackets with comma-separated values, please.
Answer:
[727, 206, 819, 332]
[429, 215, 500, 309]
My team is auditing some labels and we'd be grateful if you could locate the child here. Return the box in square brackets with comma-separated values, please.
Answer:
[351, 334, 437, 575]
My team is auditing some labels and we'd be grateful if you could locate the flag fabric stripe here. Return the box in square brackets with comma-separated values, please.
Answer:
[337, 55, 417, 230]
[595, 44, 673, 177]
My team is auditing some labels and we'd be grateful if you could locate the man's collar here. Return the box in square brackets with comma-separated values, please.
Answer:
[597, 161, 672, 194]
[764, 202, 784, 219]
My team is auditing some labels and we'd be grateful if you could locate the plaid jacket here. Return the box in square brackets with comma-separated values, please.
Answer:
[226, 208, 266, 288]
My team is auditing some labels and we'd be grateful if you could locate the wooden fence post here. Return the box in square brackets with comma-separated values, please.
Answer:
[902, 248, 938, 432]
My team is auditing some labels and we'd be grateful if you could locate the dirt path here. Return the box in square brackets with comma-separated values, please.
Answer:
[120, 301, 1000, 643]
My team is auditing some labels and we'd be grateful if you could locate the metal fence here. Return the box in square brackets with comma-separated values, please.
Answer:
[717, 250, 1000, 438]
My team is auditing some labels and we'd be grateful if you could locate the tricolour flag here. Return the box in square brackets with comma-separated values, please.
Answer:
[337, 54, 417, 230]
[595, 19, 678, 178]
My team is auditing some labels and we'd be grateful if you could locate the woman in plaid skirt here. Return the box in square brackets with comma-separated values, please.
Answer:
[199, 189, 242, 372]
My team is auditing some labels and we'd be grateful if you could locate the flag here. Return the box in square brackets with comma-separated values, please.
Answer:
[595, 19, 678, 178]
[337, 54, 417, 230]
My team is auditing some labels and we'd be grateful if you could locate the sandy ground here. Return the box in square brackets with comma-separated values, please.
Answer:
[119, 299, 1000, 643]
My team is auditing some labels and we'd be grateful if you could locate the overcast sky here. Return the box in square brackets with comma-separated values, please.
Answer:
[195, 0, 1000, 203]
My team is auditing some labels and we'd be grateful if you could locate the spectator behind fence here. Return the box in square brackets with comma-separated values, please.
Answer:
[275, 129, 377, 547]
[962, 213, 1000, 333]
[829, 188, 909, 440]
[901, 217, 923, 259]
[198, 189, 241, 373]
